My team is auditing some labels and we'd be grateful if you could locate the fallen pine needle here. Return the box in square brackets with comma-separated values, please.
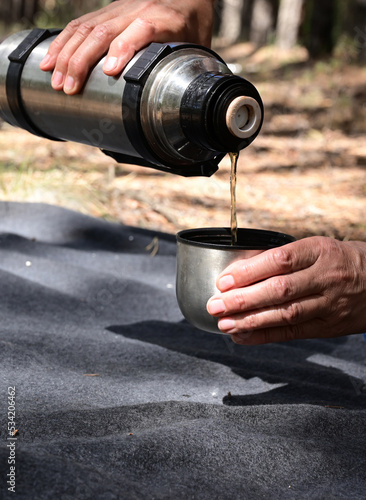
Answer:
[145, 236, 159, 257]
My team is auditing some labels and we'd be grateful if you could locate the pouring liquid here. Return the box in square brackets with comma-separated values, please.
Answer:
[229, 151, 239, 246]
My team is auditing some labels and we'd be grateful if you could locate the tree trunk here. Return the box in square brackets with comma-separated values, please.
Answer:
[23, 0, 40, 22]
[339, 0, 366, 61]
[250, 0, 275, 47]
[0, 0, 40, 24]
[276, 0, 304, 50]
[301, 0, 335, 57]
[218, 0, 246, 44]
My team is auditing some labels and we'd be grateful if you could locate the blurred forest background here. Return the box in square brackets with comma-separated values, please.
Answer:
[2, 0, 366, 59]
[0, 0, 366, 241]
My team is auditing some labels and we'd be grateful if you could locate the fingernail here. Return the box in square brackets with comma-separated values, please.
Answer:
[52, 71, 63, 87]
[103, 56, 118, 72]
[218, 318, 236, 332]
[64, 75, 75, 92]
[40, 54, 51, 66]
[218, 275, 235, 291]
[207, 298, 225, 315]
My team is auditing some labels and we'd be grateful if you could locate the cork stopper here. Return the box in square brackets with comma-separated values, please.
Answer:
[225, 96, 262, 139]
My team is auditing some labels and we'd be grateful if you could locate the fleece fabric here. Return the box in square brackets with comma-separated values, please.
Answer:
[0, 201, 365, 500]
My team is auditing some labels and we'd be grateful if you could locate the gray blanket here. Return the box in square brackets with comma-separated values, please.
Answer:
[0, 201, 365, 499]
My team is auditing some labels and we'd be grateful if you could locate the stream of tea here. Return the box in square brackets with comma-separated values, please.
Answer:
[229, 151, 239, 246]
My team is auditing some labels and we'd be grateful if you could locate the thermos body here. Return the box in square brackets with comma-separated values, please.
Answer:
[0, 29, 264, 176]
[0, 30, 145, 157]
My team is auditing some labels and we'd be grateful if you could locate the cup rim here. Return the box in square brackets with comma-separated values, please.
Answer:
[176, 227, 295, 250]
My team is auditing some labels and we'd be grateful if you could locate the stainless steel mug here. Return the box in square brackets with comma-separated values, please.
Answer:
[0, 28, 263, 177]
[176, 227, 296, 334]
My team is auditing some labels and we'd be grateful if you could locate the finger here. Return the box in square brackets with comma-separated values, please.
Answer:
[50, 17, 124, 92]
[229, 318, 346, 345]
[216, 294, 326, 335]
[216, 237, 322, 292]
[61, 19, 133, 94]
[103, 18, 156, 75]
[39, 1, 119, 71]
[39, 11, 103, 71]
[207, 268, 322, 318]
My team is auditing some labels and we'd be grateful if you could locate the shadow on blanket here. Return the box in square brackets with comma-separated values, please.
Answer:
[108, 321, 366, 410]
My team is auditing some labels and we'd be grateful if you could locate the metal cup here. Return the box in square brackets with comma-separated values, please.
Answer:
[176, 227, 295, 334]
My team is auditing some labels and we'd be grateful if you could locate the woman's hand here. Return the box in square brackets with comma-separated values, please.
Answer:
[207, 237, 366, 345]
[39, 0, 215, 94]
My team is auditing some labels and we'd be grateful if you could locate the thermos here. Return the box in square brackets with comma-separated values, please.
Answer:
[0, 28, 263, 176]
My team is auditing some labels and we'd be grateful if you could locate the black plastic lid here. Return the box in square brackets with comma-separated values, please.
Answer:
[180, 73, 264, 153]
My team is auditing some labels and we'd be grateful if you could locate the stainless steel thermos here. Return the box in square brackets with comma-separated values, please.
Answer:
[0, 28, 263, 176]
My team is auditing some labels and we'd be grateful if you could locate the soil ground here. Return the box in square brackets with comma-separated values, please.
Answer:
[1, 43, 365, 242]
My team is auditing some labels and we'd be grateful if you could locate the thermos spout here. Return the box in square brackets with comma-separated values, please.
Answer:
[225, 96, 262, 140]
[0, 29, 264, 177]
